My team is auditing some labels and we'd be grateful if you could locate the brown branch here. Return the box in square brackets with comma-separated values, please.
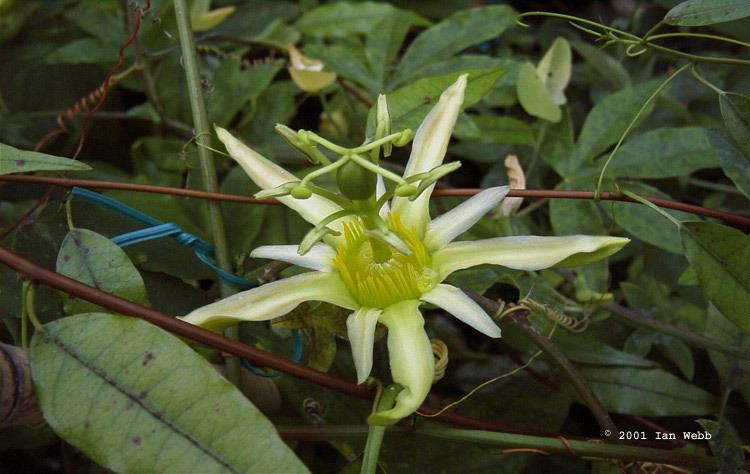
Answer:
[1, 175, 748, 228]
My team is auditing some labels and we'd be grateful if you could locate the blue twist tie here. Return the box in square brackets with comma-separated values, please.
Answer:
[71, 187, 254, 288]
[71, 187, 303, 373]
[241, 329, 304, 377]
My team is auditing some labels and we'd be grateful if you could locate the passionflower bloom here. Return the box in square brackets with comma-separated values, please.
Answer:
[182, 76, 629, 425]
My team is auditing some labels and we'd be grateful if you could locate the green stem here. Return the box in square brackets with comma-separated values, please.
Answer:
[307, 184, 352, 208]
[300, 155, 349, 187]
[361, 384, 403, 474]
[622, 190, 682, 228]
[595, 63, 690, 198]
[174, 0, 239, 383]
[350, 132, 407, 155]
[416, 427, 720, 470]
[349, 153, 408, 186]
[24, 283, 44, 334]
[645, 43, 750, 66]
[525, 120, 548, 181]
[516, 12, 641, 41]
[518, 12, 750, 67]
[648, 32, 750, 48]
[641, 20, 664, 42]
[687, 177, 744, 195]
[305, 131, 350, 155]
[690, 64, 725, 95]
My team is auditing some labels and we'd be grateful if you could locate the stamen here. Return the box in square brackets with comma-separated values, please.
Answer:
[333, 212, 435, 308]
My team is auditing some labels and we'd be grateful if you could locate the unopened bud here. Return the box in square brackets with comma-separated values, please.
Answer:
[375, 94, 392, 157]
[290, 185, 312, 199]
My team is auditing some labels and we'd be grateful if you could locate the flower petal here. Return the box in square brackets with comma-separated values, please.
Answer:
[251, 244, 336, 271]
[181, 271, 357, 331]
[391, 75, 467, 236]
[434, 235, 630, 279]
[367, 300, 434, 426]
[424, 186, 509, 250]
[346, 308, 382, 384]
[421, 284, 501, 338]
[216, 126, 343, 227]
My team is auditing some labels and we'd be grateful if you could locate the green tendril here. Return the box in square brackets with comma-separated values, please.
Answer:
[595, 62, 691, 199]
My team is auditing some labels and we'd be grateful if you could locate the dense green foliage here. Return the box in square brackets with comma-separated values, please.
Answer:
[1, 0, 749, 472]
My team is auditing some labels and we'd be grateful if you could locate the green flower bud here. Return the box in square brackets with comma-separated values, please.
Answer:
[291, 185, 313, 199]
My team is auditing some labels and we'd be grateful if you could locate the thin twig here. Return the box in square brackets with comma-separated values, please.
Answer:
[1, 176, 748, 228]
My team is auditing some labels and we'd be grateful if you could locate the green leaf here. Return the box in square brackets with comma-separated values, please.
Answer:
[0, 143, 91, 175]
[696, 419, 746, 474]
[31, 313, 308, 473]
[44, 38, 121, 64]
[539, 107, 575, 176]
[665, 0, 750, 26]
[63, 0, 127, 45]
[366, 68, 505, 136]
[305, 43, 379, 94]
[624, 328, 659, 357]
[529, 315, 657, 368]
[209, 61, 281, 127]
[516, 62, 560, 122]
[719, 92, 750, 160]
[590, 127, 717, 178]
[570, 80, 659, 171]
[705, 306, 750, 405]
[571, 41, 631, 90]
[709, 129, 750, 199]
[390, 5, 516, 87]
[365, 10, 421, 91]
[396, 55, 512, 87]
[56, 229, 148, 315]
[658, 337, 695, 380]
[456, 116, 534, 145]
[220, 166, 268, 258]
[294, 1, 397, 38]
[580, 367, 717, 416]
[238, 81, 297, 152]
[681, 221, 750, 333]
[550, 179, 606, 236]
[612, 181, 695, 254]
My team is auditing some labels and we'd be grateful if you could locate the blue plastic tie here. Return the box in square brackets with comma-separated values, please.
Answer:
[72, 187, 253, 288]
[241, 329, 303, 377]
[70, 187, 304, 376]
